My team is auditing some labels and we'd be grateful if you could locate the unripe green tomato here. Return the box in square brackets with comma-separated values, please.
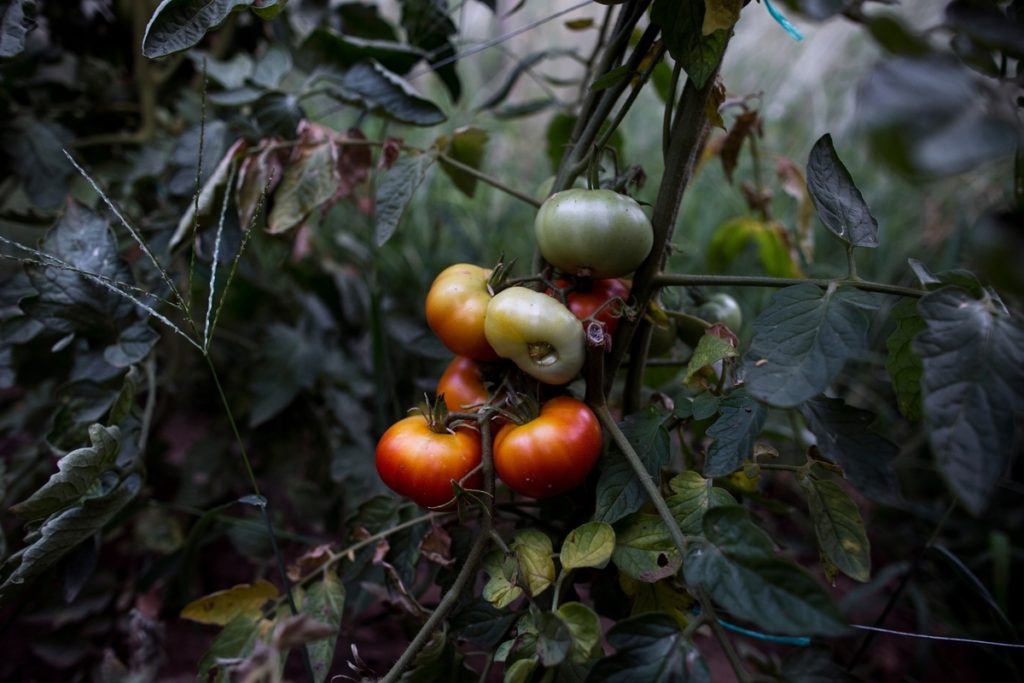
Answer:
[695, 293, 743, 332]
[484, 287, 585, 385]
[534, 189, 654, 278]
[647, 319, 677, 357]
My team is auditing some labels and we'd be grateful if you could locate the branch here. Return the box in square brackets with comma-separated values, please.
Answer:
[436, 152, 541, 209]
[653, 272, 926, 298]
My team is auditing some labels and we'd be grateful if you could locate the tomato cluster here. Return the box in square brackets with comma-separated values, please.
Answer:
[376, 189, 655, 507]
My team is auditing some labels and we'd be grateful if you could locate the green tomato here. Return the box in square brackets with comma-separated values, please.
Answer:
[534, 189, 654, 279]
[695, 293, 743, 331]
[484, 287, 585, 385]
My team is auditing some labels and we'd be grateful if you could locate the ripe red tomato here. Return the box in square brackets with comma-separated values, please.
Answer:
[437, 356, 489, 412]
[375, 416, 482, 508]
[493, 396, 602, 499]
[425, 264, 500, 361]
[550, 278, 630, 334]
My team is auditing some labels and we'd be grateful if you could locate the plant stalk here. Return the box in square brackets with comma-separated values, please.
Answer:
[653, 272, 925, 298]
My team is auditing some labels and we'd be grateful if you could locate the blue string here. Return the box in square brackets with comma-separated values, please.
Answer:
[763, 0, 804, 42]
[717, 617, 813, 646]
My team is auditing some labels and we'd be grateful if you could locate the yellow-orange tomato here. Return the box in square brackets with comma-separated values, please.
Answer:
[437, 356, 489, 412]
[425, 264, 500, 361]
[375, 415, 482, 508]
[493, 396, 602, 499]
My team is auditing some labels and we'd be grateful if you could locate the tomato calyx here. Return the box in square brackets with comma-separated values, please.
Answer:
[486, 254, 515, 296]
[414, 394, 477, 434]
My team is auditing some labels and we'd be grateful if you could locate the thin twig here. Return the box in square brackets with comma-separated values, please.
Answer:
[653, 272, 926, 299]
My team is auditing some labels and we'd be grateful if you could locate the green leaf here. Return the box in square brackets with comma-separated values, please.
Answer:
[798, 476, 871, 582]
[438, 127, 488, 197]
[476, 49, 577, 112]
[703, 0, 742, 34]
[560, 521, 615, 571]
[249, 323, 326, 426]
[594, 406, 671, 524]
[143, 0, 256, 59]
[691, 392, 719, 420]
[250, 0, 286, 21]
[799, 397, 900, 502]
[0, 473, 141, 605]
[914, 287, 1024, 515]
[780, 0, 850, 21]
[706, 217, 802, 278]
[806, 134, 879, 248]
[11, 425, 121, 522]
[587, 613, 708, 683]
[483, 551, 524, 609]
[612, 513, 680, 583]
[4, 117, 74, 210]
[21, 201, 137, 336]
[504, 658, 536, 683]
[399, 0, 461, 101]
[450, 599, 516, 649]
[556, 602, 601, 663]
[590, 64, 631, 92]
[535, 611, 572, 667]
[702, 389, 767, 477]
[684, 506, 848, 636]
[267, 140, 338, 234]
[0, 0, 29, 58]
[684, 334, 737, 382]
[302, 571, 345, 683]
[104, 321, 159, 368]
[299, 28, 426, 74]
[884, 298, 926, 421]
[652, 0, 727, 89]
[743, 284, 877, 408]
[326, 60, 446, 126]
[512, 529, 555, 597]
[374, 152, 434, 246]
[666, 471, 736, 536]
[198, 613, 263, 680]
[781, 645, 859, 683]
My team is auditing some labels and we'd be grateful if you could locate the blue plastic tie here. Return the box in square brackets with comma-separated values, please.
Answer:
[763, 0, 804, 42]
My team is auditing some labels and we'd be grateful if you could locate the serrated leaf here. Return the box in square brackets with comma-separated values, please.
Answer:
[595, 406, 671, 525]
[685, 506, 847, 636]
[798, 477, 871, 582]
[512, 529, 555, 597]
[400, 0, 461, 101]
[743, 284, 877, 408]
[483, 551, 523, 609]
[806, 134, 879, 248]
[691, 392, 719, 420]
[438, 126, 488, 197]
[799, 397, 900, 502]
[104, 321, 159, 368]
[450, 599, 516, 649]
[914, 287, 1024, 515]
[324, 60, 446, 126]
[612, 513, 680, 583]
[684, 334, 738, 382]
[666, 471, 736, 535]
[560, 522, 615, 571]
[181, 579, 280, 625]
[267, 141, 338, 234]
[143, 0, 255, 58]
[586, 613, 708, 683]
[535, 611, 572, 667]
[11, 424, 121, 521]
[301, 571, 345, 683]
[557, 602, 601, 663]
[653, 0, 727, 89]
[374, 152, 434, 246]
[884, 298, 926, 421]
[703, 389, 767, 477]
[0, 473, 141, 605]
[0, 0, 29, 58]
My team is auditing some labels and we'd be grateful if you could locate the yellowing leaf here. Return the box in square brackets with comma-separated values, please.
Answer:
[512, 529, 555, 597]
[180, 579, 279, 625]
[703, 0, 742, 35]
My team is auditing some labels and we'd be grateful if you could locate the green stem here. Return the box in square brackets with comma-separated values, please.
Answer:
[204, 355, 261, 496]
[653, 272, 925, 298]
[436, 152, 541, 209]
[698, 588, 755, 683]
[380, 416, 497, 683]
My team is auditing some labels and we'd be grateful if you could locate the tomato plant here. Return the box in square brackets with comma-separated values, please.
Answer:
[493, 396, 602, 499]
[695, 293, 743, 331]
[534, 189, 654, 278]
[484, 286, 585, 385]
[550, 277, 631, 334]
[425, 263, 500, 361]
[437, 356, 488, 412]
[375, 414, 482, 508]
